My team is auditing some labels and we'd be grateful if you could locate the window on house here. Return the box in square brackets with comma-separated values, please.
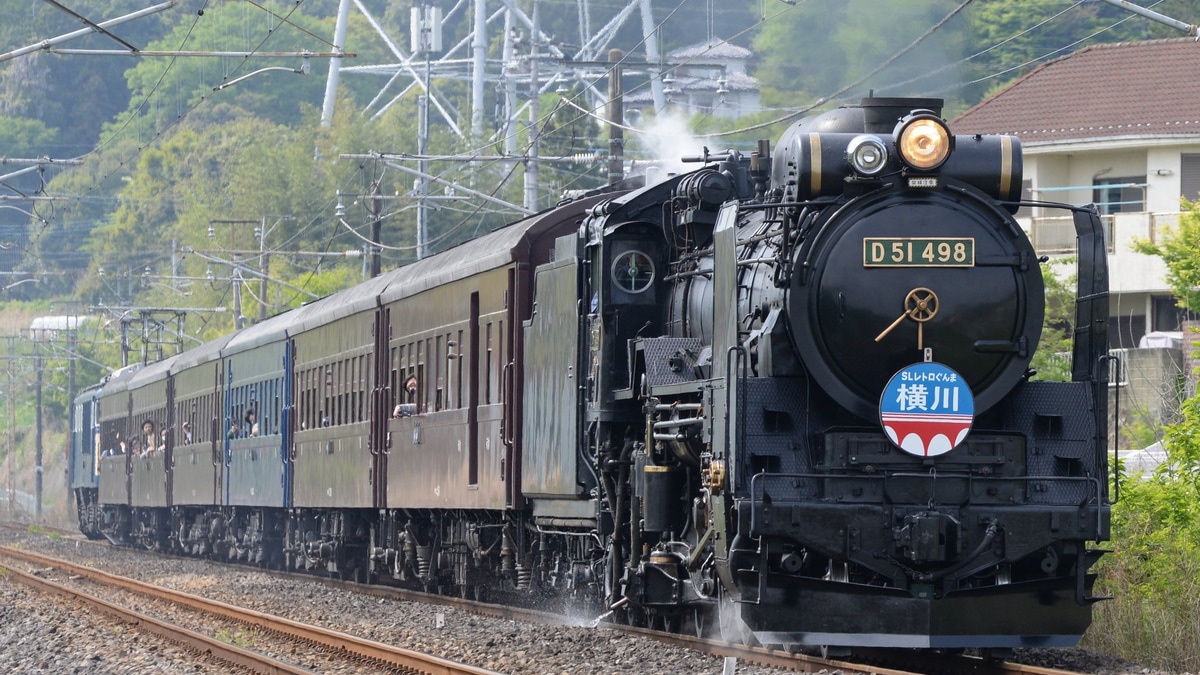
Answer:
[1152, 295, 1200, 332]
[1016, 178, 1033, 218]
[1092, 176, 1145, 215]
[1182, 154, 1200, 202]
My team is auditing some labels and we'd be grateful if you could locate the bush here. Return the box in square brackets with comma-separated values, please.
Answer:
[1083, 394, 1200, 671]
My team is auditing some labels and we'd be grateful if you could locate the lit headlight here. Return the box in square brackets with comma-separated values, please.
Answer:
[845, 135, 888, 176]
[895, 113, 952, 171]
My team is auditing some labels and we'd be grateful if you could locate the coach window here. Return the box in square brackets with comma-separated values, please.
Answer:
[351, 356, 358, 422]
[337, 360, 344, 425]
[348, 358, 356, 423]
[361, 354, 368, 421]
[345, 357, 353, 423]
[357, 355, 364, 421]
[424, 338, 432, 410]
[338, 360, 347, 426]
[323, 365, 332, 428]
[352, 356, 359, 422]
[363, 354, 370, 421]
[402, 343, 412, 407]
[485, 323, 493, 404]
[390, 346, 400, 411]
[454, 329, 464, 409]
[350, 357, 356, 422]
[435, 335, 443, 411]
[298, 370, 306, 430]
[310, 368, 318, 429]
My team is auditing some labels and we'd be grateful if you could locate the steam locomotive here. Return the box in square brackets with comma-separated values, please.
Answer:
[70, 97, 1111, 652]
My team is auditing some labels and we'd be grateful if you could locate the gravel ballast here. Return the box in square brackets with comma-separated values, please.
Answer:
[0, 526, 1178, 674]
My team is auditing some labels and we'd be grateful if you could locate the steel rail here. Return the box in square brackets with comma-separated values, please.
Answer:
[0, 544, 499, 675]
[1, 527, 1087, 675]
[0, 561, 313, 674]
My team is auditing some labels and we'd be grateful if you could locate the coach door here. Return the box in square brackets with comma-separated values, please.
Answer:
[123, 391, 134, 506]
[370, 307, 391, 508]
[282, 340, 295, 509]
[164, 377, 175, 506]
[211, 360, 224, 505]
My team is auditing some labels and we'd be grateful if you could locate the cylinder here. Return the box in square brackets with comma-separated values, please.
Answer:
[642, 465, 686, 533]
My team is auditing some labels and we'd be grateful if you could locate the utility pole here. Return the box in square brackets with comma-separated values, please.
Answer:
[232, 256, 245, 329]
[5, 341, 15, 520]
[607, 48, 625, 185]
[412, 3, 441, 261]
[471, 0, 487, 145]
[417, 90, 429, 260]
[34, 340, 42, 522]
[67, 316, 78, 517]
[369, 180, 383, 278]
[210, 219, 258, 327]
[503, 10, 518, 157]
[524, 2, 541, 212]
[259, 222, 269, 321]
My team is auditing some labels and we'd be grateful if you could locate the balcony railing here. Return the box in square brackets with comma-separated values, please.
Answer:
[1024, 211, 1182, 256]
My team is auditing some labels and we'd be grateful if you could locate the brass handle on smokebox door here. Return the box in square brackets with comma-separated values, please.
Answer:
[874, 287, 939, 350]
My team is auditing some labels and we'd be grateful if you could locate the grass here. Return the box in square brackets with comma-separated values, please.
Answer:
[214, 628, 255, 649]
[1081, 529, 1200, 671]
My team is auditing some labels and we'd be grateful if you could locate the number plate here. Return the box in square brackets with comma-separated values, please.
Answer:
[863, 237, 975, 267]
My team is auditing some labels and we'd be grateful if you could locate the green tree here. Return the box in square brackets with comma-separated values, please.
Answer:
[1030, 257, 1076, 382]
[752, 0, 969, 107]
[1089, 388, 1200, 671]
[115, 1, 335, 136]
[1133, 200, 1200, 315]
[0, 116, 57, 155]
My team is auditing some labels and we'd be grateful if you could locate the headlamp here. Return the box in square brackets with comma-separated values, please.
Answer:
[895, 113, 952, 171]
[845, 135, 889, 176]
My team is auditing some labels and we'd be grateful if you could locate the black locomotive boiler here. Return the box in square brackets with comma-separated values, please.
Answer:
[73, 97, 1111, 653]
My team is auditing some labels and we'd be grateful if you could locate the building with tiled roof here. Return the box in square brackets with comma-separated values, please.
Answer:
[953, 37, 1200, 349]
[955, 38, 1200, 147]
[625, 40, 760, 119]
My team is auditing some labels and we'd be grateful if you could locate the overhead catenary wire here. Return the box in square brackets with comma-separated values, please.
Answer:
[12, 0, 1157, 307]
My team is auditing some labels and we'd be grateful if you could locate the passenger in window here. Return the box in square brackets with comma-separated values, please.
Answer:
[228, 420, 240, 439]
[393, 375, 420, 417]
[141, 420, 158, 456]
[245, 409, 259, 437]
[182, 421, 193, 444]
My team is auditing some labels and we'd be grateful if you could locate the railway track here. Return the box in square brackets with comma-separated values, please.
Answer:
[0, 543, 500, 675]
[0, 525, 1089, 675]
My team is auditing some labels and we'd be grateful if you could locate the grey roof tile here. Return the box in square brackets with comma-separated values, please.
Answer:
[953, 38, 1200, 143]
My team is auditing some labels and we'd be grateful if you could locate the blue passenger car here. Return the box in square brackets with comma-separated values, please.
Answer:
[70, 384, 103, 539]
[218, 310, 296, 565]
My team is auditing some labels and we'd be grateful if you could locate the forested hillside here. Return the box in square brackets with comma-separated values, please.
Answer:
[0, 0, 1193, 376]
